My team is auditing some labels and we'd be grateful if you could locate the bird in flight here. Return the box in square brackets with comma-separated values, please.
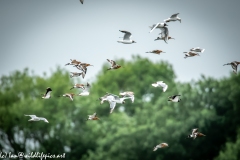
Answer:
[223, 61, 240, 74]
[41, 87, 52, 99]
[117, 30, 136, 44]
[164, 13, 181, 23]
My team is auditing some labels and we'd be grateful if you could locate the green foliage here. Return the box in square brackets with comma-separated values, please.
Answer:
[0, 56, 240, 160]
[214, 129, 240, 160]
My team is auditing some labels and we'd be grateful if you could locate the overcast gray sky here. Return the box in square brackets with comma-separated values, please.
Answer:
[0, 0, 239, 82]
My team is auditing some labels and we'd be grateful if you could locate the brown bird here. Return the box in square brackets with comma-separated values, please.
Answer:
[59, 93, 75, 101]
[223, 61, 240, 74]
[107, 59, 121, 70]
[70, 72, 85, 79]
[153, 143, 169, 151]
[75, 63, 93, 74]
[70, 84, 85, 90]
[154, 36, 175, 41]
[87, 112, 100, 120]
[65, 59, 81, 66]
[146, 50, 166, 55]
[183, 52, 200, 59]
[187, 128, 206, 139]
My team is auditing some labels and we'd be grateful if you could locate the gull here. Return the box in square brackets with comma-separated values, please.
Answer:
[117, 30, 136, 44]
[187, 128, 206, 139]
[41, 87, 52, 99]
[149, 23, 168, 33]
[25, 115, 49, 123]
[183, 52, 200, 59]
[146, 50, 166, 55]
[107, 93, 132, 104]
[164, 13, 181, 23]
[149, 23, 169, 43]
[153, 143, 168, 151]
[154, 36, 175, 41]
[70, 83, 85, 90]
[190, 47, 205, 53]
[223, 61, 240, 74]
[78, 82, 90, 96]
[99, 93, 130, 113]
[99, 94, 117, 113]
[59, 93, 75, 101]
[168, 95, 181, 102]
[70, 72, 85, 79]
[65, 59, 81, 66]
[119, 91, 134, 103]
[107, 59, 121, 70]
[87, 112, 100, 121]
[152, 81, 168, 92]
[80, 0, 84, 4]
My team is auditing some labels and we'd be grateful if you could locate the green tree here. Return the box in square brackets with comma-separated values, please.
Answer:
[1, 56, 240, 160]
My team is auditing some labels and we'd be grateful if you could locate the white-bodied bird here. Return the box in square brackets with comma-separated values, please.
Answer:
[152, 81, 168, 92]
[164, 13, 181, 23]
[25, 115, 49, 123]
[41, 87, 52, 99]
[153, 143, 169, 151]
[168, 95, 181, 102]
[117, 30, 136, 44]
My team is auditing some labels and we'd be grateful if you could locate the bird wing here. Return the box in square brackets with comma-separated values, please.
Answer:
[106, 92, 119, 99]
[158, 82, 168, 92]
[231, 62, 238, 72]
[159, 27, 169, 43]
[45, 90, 51, 97]
[149, 23, 159, 33]
[107, 96, 117, 112]
[170, 13, 179, 18]
[66, 94, 74, 101]
[107, 59, 116, 66]
[153, 146, 159, 151]
[109, 101, 116, 109]
[130, 95, 134, 103]
[159, 27, 169, 38]
[120, 30, 131, 40]
[172, 95, 181, 99]
[25, 115, 37, 118]
[192, 128, 198, 134]
[80, 0, 84, 4]
[160, 143, 166, 148]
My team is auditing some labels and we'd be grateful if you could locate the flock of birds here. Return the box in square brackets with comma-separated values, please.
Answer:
[24, 1, 240, 152]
